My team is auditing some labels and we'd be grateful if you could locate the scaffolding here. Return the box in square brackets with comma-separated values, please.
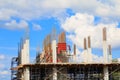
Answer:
[15, 63, 120, 80]
[11, 57, 18, 80]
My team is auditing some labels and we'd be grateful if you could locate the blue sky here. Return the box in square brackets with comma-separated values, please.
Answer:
[0, 0, 120, 80]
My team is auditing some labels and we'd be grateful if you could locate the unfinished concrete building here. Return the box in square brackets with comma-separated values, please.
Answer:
[11, 28, 120, 80]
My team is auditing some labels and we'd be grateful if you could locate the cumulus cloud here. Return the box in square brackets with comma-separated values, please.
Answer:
[0, 20, 28, 30]
[61, 13, 120, 49]
[70, 48, 103, 63]
[32, 23, 42, 31]
[0, 54, 5, 60]
[0, 0, 120, 30]
[0, 54, 11, 80]
[0, 0, 67, 20]
[0, 8, 17, 20]
[0, 0, 120, 21]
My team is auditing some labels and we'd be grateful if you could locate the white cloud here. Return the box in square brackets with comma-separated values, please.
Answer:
[0, 51, 13, 80]
[0, 0, 120, 30]
[32, 23, 42, 31]
[92, 54, 103, 63]
[0, 70, 10, 75]
[0, 0, 120, 21]
[0, 20, 28, 30]
[0, 54, 11, 80]
[0, 70, 10, 80]
[71, 48, 103, 63]
[0, 0, 66, 21]
[61, 13, 120, 49]
[0, 8, 17, 20]
[0, 54, 5, 60]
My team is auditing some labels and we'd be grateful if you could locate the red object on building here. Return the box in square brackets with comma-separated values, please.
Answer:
[57, 43, 67, 54]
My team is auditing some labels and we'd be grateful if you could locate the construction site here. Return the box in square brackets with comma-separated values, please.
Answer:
[11, 27, 120, 80]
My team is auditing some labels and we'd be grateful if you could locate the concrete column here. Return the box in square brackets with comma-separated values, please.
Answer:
[21, 38, 30, 64]
[103, 27, 108, 63]
[109, 54, 112, 63]
[25, 39, 30, 64]
[52, 40, 57, 80]
[84, 50, 88, 63]
[53, 68, 57, 80]
[21, 46, 25, 64]
[52, 40, 57, 63]
[24, 67, 30, 80]
[103, 41, 108, 63]
[88, 36, 92, 63]
[73, 44, 76, 62]
[73, 55, 76, 63]
[103, 66, 109, 80]
[23, 40, 27, 64]
[84, 38, 88, 63]
[108, 45, 112, 63]
[87, 48, 92, 63]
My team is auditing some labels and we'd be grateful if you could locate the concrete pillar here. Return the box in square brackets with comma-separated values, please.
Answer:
[21, 46, 25, 64]
[84, 50, 88, 63]
[25, 38, 30, 64]
[20, 38, 30, 80]
[19, 30, 30, 80]
[88, 36, 92, 63]
[52, 40, 57, 80]
[108, 45, 112, 63]
[53, 68, 57, 80]
[103, 41, 108, 63]
[103, 66, 109, 80]
[84, 38, 88, 63]
[24, 67, 30, 80]
[73, 44, 76, 62]
[21, 38, 29, 64]
[103, 27, 108, 63]
[52, 40, 57, 63]
[109, 54, 112, 63]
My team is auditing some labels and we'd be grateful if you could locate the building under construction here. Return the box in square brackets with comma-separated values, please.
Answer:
[11, 28, 120, 80]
